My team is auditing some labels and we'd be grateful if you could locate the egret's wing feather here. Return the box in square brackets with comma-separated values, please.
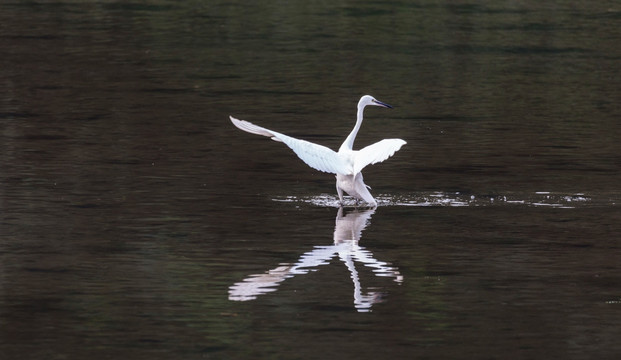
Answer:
[230, 116, 348, 174]
[353, 139, 406, 175]
[277, 135, 349, 174]
[230, 116, 283, 141]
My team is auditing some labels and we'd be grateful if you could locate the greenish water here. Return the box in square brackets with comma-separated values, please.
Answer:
[1, 1, 620, 359]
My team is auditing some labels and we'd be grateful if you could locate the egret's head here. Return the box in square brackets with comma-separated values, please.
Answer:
[359, 95, 393, 109]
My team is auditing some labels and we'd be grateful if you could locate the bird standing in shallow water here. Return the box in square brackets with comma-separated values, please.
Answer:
[230, 95, 406, 207]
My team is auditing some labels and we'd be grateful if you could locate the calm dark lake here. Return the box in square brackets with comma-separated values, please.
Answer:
[1, 1, 620, 359]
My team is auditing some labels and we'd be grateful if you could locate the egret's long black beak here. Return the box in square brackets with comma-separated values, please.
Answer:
[372, 98, 393, 109]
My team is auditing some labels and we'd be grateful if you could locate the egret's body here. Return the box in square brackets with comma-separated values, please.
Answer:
[230, 95, 406, 206]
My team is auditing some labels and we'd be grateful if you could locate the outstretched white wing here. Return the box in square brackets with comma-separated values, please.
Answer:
[353, 139, 406, 175]
[230, 116, 348, 175]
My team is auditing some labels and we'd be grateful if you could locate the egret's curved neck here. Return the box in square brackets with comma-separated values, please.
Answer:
[339, 105, 365, 152]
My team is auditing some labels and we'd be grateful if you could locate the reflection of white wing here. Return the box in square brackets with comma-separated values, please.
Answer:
[351, 248, 403, 283]
[228, 246, 337, 301]
[228, 265, 292, 301]
[353, 139, 406, 175]
[230, 116, 349, 175]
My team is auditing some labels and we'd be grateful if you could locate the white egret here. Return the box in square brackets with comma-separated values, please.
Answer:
[230, 95, 406, 206]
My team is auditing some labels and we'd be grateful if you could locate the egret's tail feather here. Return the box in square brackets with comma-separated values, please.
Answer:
[229, 116, 283, 142]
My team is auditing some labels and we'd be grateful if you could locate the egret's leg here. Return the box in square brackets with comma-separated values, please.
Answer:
[354, 173, 377, 207]
[336, 183, 344, 205]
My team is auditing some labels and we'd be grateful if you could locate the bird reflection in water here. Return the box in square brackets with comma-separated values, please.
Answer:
[229, 208, 403, 312]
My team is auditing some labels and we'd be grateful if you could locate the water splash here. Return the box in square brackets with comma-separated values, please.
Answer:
[273, 191, 610, 208]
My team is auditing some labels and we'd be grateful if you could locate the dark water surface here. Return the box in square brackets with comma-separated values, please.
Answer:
[1, 0, 621, 359]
